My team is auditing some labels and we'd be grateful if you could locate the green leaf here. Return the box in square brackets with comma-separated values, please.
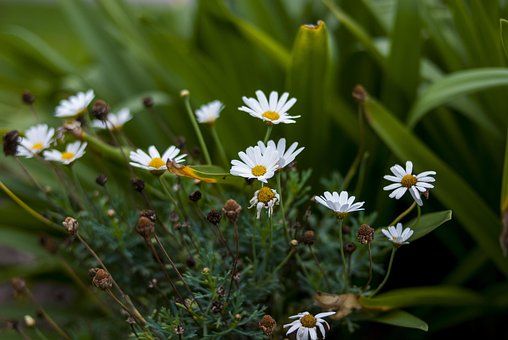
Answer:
[500, 128, 508, 256]
[370, 309, 428, 331]
[500, 19, 508, 60]
[360, 286, 483, 310]
[360, 89, 508, 276]
[408, 210, 452, 241]
[0, 227, 51, 258]
[408, 68, 508, 129]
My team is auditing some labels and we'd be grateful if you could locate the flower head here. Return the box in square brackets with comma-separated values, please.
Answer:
[383, 161, 436, 206]
[91, 108, 132, 130]
[43, 141, 87, 165]
[257, 138, 304, 169]
[249, 186, 280, 219]
[17, 124, 54, 158]
[230, 145, 279, 183]
[55, 89, 94, 118]
[315, 191, 365, 219]
[284, 311, 335, 340]
[382, 223, 414, 246]
[239, 90, 300, 124]
[129, 145, 186, 174]
[195, 100, 224, 124]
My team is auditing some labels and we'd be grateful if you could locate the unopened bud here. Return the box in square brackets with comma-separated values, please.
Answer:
[3, 130, 19, 156]
[136, 216, 154, 239]
[62, 217, 79, 235]
[91, 99, 110, 121]
[96, 174, 108, 186]
[11, 278, 27, 296]
[290, 239, 299, 247]
[140, 209, 156, 222]
[207, 209, 222, 225]
[302, 230, 315, 245]
[21, 90, 35, 105]
[344, 242, 357, 255]
[142, 96, 154, 108]
[180, 89, 189, 97]
[24, 315, 35, 328]
[189, 190, 202, 202]
[222, 199, 242, 223]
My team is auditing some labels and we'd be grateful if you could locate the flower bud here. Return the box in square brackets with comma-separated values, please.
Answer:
[207, 209, 222, 225]
[142, 96, 154, 108]
[11, 278, 27, 296]
[62, 217, 79, 235]
[222, 199, 242, 223]
[91, 99, 110, 121]
[302, 230, 315, 245]
[139, 209, 156, 222]
[344, 242, 357, 255]
[259, 315, 277, 336]
[136, 216, 154, 239]
[96, 174, 108, 186]
[21, 90, 35, 105]
[90, 268, 113, 290]
[189, 190, 202, 202]
[3, 130, 19, 157]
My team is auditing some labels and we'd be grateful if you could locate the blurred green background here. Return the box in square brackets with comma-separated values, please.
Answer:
[1, 0, 508, 338]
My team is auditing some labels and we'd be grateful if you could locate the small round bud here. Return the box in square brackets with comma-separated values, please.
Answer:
[302, 230, 315, 245]
[290, 239, 299, 247]
[131, 178, 145, 192]
[174, 325, 185, 335]
[142, 96, 154, 108]
[211, 301, 223, 313]
[222, 199, 242, 223]
[91, 99, 110, 121]
[136, 216, 155, 239]
[189, 190, 202, 202]
[207, 209, 222, 225]
[24, 315, 36, 328]
[216, 287, 225, 297]
[180, 89, 189, 97]
[259, 315, 277, 336]
[235, 313, 242, 320]
[62, 217, 79, 235]
[107, 209, 115, 217]
[140, 209, 156, 222]
[21, 90, 35, 105]
[3, 130, 19, 157]
[357, 224, 375, 245]
[344, 242, 357, 255]
[90, 268, 113, 290]
[202, 267, 210, 274]
[96, 174, 108, 186]
[148, 278, 158, 289]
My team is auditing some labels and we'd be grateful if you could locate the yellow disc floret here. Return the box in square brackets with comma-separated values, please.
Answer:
[401, 174, 417, 188]
[300, 314, 317, 328]
[257, 187, 275, 203]
[148, 157, 165, 169]
[31, 142, 44, 150]
[262, 111, 280, 121]
[251, 165, 267, 177]
[61, 152, 75, 161]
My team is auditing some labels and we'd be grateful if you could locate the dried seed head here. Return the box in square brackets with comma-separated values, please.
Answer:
[211, 301, 223, 313]
[22, 90, 36, 105]
[11, 278, 27, 296]
[344, 242, 357, 255]
[189, 190, 202, 202]
[136, 216, 155, 239]
[259, 315, 277, 336]
[207, 209, 222, 225]
[148, 278, 158, 289]
[62, 217, 79, 235]
[91, 99, 110, 121]
[95, 174, 108, 186]
[174, 324, 185, 335]
[222, 199, 242, 223]
[357, 224, 375, 245]
[90, 268, 113, 290]
[3, 130, 19, 157]
[302, 230, 316, 245]
[216, 287, 225, 297]
[142, 96, 154, 108]
[139, 209, 156, 222]
[131, 178, 145, 192]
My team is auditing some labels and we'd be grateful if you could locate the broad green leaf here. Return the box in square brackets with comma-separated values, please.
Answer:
[370, 309, 428, 331]
[360, 286, 483, 310]
[408, 210, 452, 241]
[408, 68, 508, 129]
[0, 261, 60, 283]
[500, 19, 508, 59]
[360, 89, 508, 276]
[0, 227, 52, 258]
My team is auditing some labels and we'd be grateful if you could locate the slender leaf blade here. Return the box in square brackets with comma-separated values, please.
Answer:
[370, 309, 428, 331]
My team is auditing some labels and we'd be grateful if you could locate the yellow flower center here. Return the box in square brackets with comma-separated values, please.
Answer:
[300, 314, 317, 328]
[251, 165, 267, 177]
[31, 142, 44, 150]
[335, 212, 348, 220]
[61, 152, 75, 161]
[401, 174, 417, 188]
[148, 157, 165, 169]
[257, 187, 275, 203]
[262, 111, 280, 121]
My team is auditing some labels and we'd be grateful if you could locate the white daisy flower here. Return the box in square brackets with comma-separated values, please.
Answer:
[43, 141, 87, 165]
[257, 138, 304, 169]
[55, 89, 94, 118]
[17, 124, 54, 158]
[230, 145, 279, 183]
[129, 145, 186, 174]
[195, 100, 224, 124]
[382, 223, 414, 246]
[315, 191, 365, 219]
[238, 90, 300, 124]
[249, 186, 280, 219]
[91, 108, 132, 130]
[383, 161, 436, 206]
[284, 311, 335, 340]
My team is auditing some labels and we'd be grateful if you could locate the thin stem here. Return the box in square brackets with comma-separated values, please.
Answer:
[371, 247, 397, 296]
[227, 220, 240, 302]
[276, 173, 289, 241]
[263, 125, 273, 143]
[183, 95, 212, 165]
[274, 248, 296, 273]
[389, 201, 417, 226]
[159, 177, 186, 219]
[309, 246, 331, 290]
[263, 215, 274, 271]
[25, 291, 70, 340]
[365, 244, 373, 290]
[338, 218, 348, 289]
[209, 124, 228, 168]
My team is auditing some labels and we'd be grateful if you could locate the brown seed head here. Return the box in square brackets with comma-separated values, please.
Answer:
[3, 130, 19, 157]
[142, 96, 154, 108]
[136, 216, 155, 239]
[207, 209, 222, 225]
[139, 209, 156, 222]
[259, 314, 277, 336]
[189, 190, 202, 202]
[211, 301, 223, 313]
[90, 268, 113, 290]
[62, 217, 79, 235]
[302, 230, 316, 245]
[22, 90, 36, 105]
[95, 174, 108, 186]
[222, 199, 242, 223]
[91, 99, 110, 121]
[344, 242, 357, 255]
[174, 324, 185, 335]
[357, 224, 375, 245]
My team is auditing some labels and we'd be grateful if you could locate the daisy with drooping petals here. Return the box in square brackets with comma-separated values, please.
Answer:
[195, 100, 224, 124]
[17, 124, 54, 158]
[129, 145, 186, 174]
[55, 89, 94, 118]
[284, 311, 335, 340]
[382, 223, 414, 246]
[257, 138, 304, 169]
[230, 145, 279, 183]
[91, 108, 132, 130]
[249, 186, 280, 219]
[43, 141, 87, 165]
[239, 90, 300, 124]
[315, 191, 365, 219]
[383, 161, 436, 206]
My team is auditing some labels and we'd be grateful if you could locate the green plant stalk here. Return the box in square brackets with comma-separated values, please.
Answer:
[274, 248, 296, 273]
[371, 247, 397, 296]
[263, 215, 274, 272]
[263, 124, 273, 143]
[389, 201, 417, 226]
[342, 106, 366, 191]
[158, 177, 185, 219]
[183, 95, 212, 165]
[276, 173, 289, 241]
[338, 218, 349, 289]
[209, 124, 228, 168]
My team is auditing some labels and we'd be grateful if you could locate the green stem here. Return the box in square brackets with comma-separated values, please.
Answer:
[183, 95, 212, 165]
[264, 215, 273, 271]
[342, 105, 366, 191]
[159, 177, 185, 219]
[338, 218, 349, 289]
[389, 201, 417, 226]
[274, 248, 296, 273]
[263, 125, 273, 143]
[371, 247, 397, 296]
[276, 173, 289, 241]
[26, 291, 70, 340]
[209, 124, 228, 168]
